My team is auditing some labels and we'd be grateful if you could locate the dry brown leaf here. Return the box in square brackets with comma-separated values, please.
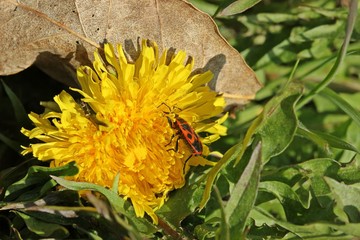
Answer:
[0, 0, 261, 106]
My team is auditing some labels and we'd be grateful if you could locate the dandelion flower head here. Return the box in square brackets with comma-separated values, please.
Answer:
[21, 40, 227, 223]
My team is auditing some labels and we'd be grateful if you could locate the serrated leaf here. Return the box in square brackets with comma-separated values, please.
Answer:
[325, 177, 360, 223]
[296, 158, 340, 207]
[51, 176, 155, 235]
[224, 142, 262, 237]
[51, 176, 125, 214]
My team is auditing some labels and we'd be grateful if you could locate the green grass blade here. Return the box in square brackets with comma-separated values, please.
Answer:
[224, 142, 262, 237]
[51, 176, 126, 214]
[200, 143, 242, 209]
[0, 132, 22, 152]
[1, 80, 29, 126]
[297, 122, 360, 154]
[215, 186, 230, 240]
[320, 87, 360, 128]
[297, 0, 358, 109]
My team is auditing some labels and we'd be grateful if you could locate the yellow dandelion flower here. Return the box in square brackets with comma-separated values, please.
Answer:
[21, 40, 227, 224]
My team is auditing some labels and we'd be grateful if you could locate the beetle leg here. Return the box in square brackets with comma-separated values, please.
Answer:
[166, 135, 180, 153]
[182, 154, 192, 174]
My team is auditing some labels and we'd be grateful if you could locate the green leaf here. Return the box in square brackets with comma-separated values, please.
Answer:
[338, 158, 360, 183]
[339, 120, 360, 163]
[297, 122, 360, 154]
[320, 87, 360, 128]
[15, 211, 69, 238]
[325, 177, 360, 223]
[0, 215, 14, 240]
[6, 198, 143, 240]
[313, 131, 359, 153]
[256, 82, 303, 162]
[329, 223, 360, 238]
[260, 158, 341, 209]
[85, 192, 144, 240]
[1, 190, 81, 211]
[310, 175, 333, 208]
[299, 158, 341, 177]
[157, 180, 205, 227]
[214, 186, 230, 240]
[256, 12, 298, 23]
[200, 143, 242, 209]
[290, 20, 344, 43]
[253, 39, 299, 69]
[297, 0, 358, 108]
[219, 0, 262, 16]
[297, 158, 340, 207]
[194, 224, 216, 240]
[1, 80, 29, 126]
[51, 176, 125, 215]
[223, 142, 262, 238]
[251, 207, 360, 238]
[0, 158, 37, 190]
[188, 0, 218, 16]
[19, 205, 126, 239]
[233, 81, 303, 167]
[4, 162, 78, 201]
[0, 132, 22, 152]
[51, 176, 156, 235]
[261, 165, 302, 186]
[258, 181, 310, 209]
[298, 38, 333, 59]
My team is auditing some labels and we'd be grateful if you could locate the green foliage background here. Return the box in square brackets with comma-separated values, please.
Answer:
[1, 0, 359, 239]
